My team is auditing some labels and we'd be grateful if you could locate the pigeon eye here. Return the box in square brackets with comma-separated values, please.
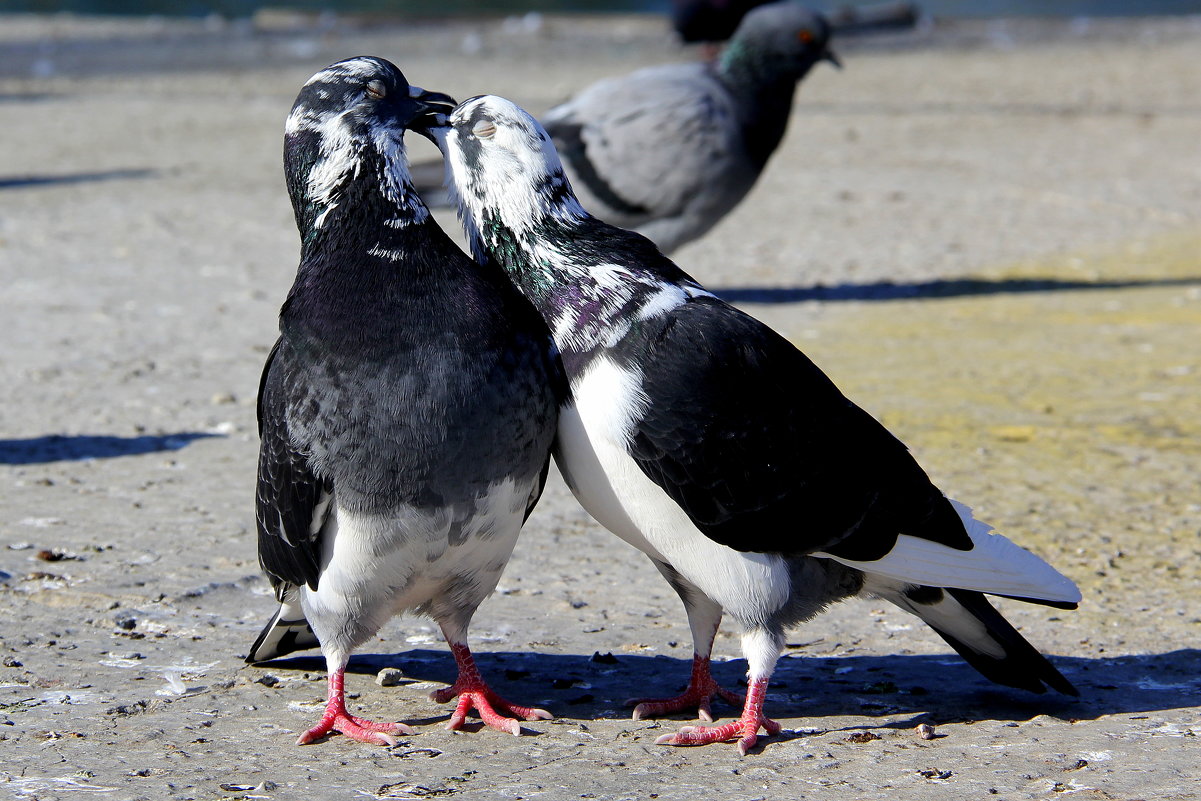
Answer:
[365, 80, 387, 100]
[472, 120, 497, 139]
[798, 29, 814, 44]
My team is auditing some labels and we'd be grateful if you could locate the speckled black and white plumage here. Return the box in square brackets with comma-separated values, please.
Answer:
[424, 95, 1081, 754]
[248, 58, 562, 746]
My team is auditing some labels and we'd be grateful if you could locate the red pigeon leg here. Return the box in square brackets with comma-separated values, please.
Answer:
[297, 665, 414, 746]
[655, 675, 781, 755]
[431, 641, 553, 735]
[628, 652, 744, 722]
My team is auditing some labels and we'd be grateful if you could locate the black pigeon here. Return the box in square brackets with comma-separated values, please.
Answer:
[248, 58, 562, 746]
[674, 0, 921, 44]
[411, 1, 837, 254]
[420, 95, 1081, 754]
[670, 0, 775, 44]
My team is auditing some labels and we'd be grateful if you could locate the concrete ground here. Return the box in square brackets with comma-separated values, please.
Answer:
[1, 11, 1198, 801]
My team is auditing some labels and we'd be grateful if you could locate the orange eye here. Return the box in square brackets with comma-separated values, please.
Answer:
[799, 29, 814, 44]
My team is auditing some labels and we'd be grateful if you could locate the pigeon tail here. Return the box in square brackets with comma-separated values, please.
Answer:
[880, 583, 1079, 696]
[818, 500, 1081, 608]
[246, 597, 319, 663]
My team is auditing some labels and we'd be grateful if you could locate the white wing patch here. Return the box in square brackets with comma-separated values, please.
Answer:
[309, 489, 334, 537]
[817, 500, 1081, 605]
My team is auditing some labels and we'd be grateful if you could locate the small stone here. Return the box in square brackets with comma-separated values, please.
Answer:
[375, 667, 406, 687]
[916, 723, 937, 740]
[114, 612, 138, 630]
[2, 657, 22, 668]
[254, 674, 279, 687]
[846, 731, 881, 744]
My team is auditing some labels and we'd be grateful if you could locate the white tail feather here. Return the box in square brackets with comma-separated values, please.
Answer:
[863, 574, 1006, 658]
[816, 499, 1081, 605]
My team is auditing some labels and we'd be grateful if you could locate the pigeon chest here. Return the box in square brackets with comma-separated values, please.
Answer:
[281, 334, 552, 513]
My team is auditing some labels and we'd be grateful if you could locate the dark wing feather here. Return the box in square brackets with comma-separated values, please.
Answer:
[625, 297, 969, 557]
[255, 340, 330, 593]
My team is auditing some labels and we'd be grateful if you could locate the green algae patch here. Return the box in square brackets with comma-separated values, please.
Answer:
[750, 230, 1201, 621]
[992, 228, 1201, 285]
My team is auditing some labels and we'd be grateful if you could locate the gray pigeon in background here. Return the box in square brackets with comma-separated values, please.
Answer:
[540, 1, 837, 253]
[412, 1, 837, 254]
[248, 57, 562, 745]
[422, 94, 1081, 755]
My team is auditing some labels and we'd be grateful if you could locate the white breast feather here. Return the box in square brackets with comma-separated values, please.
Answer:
[301, 477, 528, 657]
[561, 355, 791, 621]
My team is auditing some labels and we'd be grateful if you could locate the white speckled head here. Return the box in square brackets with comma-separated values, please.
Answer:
[284, 56, 453, 232]
[429, 94, 586, 250]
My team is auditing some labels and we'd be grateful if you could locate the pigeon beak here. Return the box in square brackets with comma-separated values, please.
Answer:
[823, 48, 843, 69]
[406, 86, 457, 142]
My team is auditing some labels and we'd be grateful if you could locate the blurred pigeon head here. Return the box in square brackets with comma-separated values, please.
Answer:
[725, 2, 840, 75]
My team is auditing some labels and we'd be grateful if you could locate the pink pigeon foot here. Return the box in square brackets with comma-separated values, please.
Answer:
[431, 642, 553, 735]
[628, 653, 744, 722]
[654, 677, 781, 754]
[297, 667, 414, 746]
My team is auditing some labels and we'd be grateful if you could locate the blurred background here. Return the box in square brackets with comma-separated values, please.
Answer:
[5, 0, 1201, 17]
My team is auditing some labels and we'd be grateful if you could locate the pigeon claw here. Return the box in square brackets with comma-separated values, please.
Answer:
[626, 656, 744, 722]
[434, 641, 553, 734]
[653, 711, 781, 755]
[297, 710, 414, 746]
[434, 686, 552, 736]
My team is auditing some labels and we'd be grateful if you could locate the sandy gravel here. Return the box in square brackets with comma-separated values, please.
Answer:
[1, 12, 1199, 801]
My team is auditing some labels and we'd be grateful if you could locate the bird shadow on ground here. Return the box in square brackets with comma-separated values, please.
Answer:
[254, 647, 1201, 730]
[0, 432, 221, 464]
[711, 275, 1201, 304]
[0, 168, 155, 190]
[0, 92, 55, 103]
[805, 99, 1201, 120]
